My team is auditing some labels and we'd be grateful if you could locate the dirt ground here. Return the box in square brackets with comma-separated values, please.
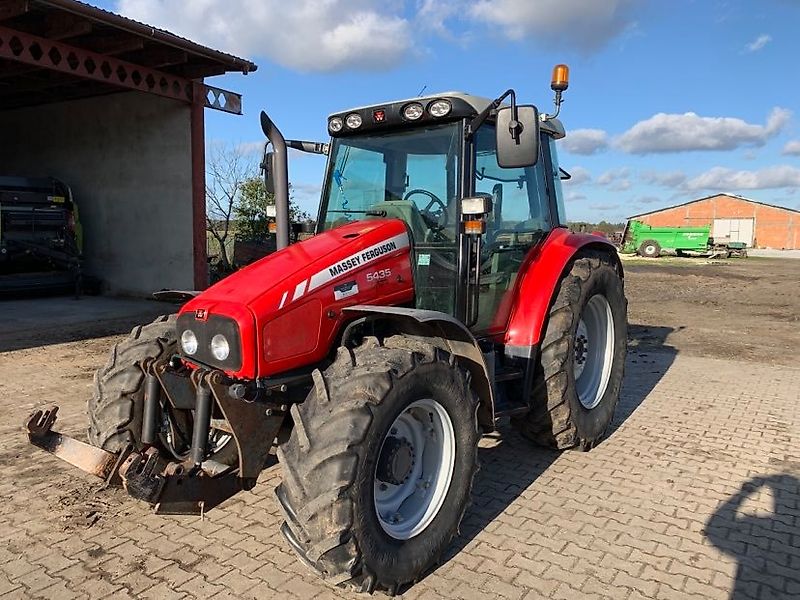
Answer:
[624, 256, 799, 366]
[0, 255, 798, 599]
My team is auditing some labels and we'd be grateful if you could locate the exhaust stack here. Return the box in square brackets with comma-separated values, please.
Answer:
[260, 111, 290, 250]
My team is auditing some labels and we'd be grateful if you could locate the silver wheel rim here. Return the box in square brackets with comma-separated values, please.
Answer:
[574, 294, 615, 410]
[374, 398, 455, 540]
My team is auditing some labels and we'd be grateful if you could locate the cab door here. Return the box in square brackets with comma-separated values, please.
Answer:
[468, 126, 556, 335]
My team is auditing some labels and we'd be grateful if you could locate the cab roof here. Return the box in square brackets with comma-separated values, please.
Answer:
[330, 91, 565, 139]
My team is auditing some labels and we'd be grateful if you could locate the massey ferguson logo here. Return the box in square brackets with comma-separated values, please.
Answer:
[195, 308, 208, 321]
[278, 232, 410, 310]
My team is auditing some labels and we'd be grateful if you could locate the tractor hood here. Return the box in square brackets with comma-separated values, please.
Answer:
[192, 218, 409, 307]
[180, 218, 415, 378]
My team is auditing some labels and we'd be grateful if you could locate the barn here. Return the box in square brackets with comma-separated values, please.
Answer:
[629, 193, 800, 250]
[0, 0, 257, 296]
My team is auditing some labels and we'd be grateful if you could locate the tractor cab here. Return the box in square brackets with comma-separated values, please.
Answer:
[318, 91, 568, 333]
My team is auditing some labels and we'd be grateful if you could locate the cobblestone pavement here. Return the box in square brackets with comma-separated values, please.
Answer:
[1, 337, 798, 600]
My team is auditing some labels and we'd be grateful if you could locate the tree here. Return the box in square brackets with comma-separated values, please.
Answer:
[206, 143, 314, 272]
[234, 178, 311, 242]
[205, 143, 252, 272]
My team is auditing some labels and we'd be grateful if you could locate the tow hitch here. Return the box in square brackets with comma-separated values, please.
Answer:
[25, 366, 286, 515]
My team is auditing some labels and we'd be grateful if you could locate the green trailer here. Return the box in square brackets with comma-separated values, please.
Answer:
[621, 219, 711, 257]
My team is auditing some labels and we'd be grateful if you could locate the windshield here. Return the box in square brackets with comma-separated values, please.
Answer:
[319, 123, 461, 243]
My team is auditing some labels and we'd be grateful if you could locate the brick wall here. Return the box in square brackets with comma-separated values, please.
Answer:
[635, 195, 799, 249]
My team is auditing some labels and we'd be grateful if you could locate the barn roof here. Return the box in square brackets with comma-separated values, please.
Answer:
[0, 0, 257, 111]
[628, 193, 800, 220]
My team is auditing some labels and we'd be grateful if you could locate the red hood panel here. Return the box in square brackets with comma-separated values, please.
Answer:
[192, 219, 408, 307]
[181, 218, 415, 378]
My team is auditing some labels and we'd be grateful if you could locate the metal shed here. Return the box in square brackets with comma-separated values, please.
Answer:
[0, 0, 257, 294]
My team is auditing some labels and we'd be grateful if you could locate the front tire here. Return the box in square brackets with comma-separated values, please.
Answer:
[87, 314, 236, 464]
[513, 251, 627, 450]
[276, 336, 480, 594]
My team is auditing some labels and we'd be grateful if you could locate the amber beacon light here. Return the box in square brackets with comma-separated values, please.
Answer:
[545, 63, 570, 119]
[551, 64, 570, 92]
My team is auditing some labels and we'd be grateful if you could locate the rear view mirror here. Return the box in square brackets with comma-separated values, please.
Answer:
[496, 105, 540, 168]
[261, 148, 275, 195]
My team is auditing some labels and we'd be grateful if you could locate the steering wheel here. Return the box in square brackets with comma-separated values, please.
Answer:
[403, 189, 448, 228]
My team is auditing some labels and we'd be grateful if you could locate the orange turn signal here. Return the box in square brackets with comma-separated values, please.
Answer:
[464, 220, 486, 235]
[551, 64, 570, 92]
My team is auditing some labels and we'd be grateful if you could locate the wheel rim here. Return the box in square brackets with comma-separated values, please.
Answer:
[374, 398, 455, 540]
[574, 294, 615, 410]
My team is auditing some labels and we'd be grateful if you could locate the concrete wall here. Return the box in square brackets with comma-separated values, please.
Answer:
[636, 194, 800, 249]
[0, 91, 195, 295]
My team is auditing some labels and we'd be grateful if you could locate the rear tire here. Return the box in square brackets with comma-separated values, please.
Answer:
[276, 335, 480, 594]
[638, 240, 661, 258]
[512, 251, 627, 450]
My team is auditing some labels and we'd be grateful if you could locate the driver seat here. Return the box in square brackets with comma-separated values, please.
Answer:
[366, 200, 430, 244]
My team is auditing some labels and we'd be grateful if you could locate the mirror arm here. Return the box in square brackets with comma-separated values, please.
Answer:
[466, 88, 516, 139]
[286, 140, 329, 155]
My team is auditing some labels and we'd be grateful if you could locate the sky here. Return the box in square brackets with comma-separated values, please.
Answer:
[96, 0, 800, 223]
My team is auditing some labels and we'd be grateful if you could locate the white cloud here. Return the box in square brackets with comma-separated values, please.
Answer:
[783, 140, 800, 156]
[744, 34, 772, 53]
[589, 203, 621, 211]
[563, 166, 592, 185]
[684, 165, 800, 191]
[635, 195, 661, 204]
[236, 141, 265, 156]
[596, 167, 630, 192]
[417, 0, 460, 38]
[560, 129, 608, 155]
[640, 170, 687, 188]
[565, 191, 587, 202]
[615, 107, 792, 154]
[117, 0, 413, 72]
[467, 0, 638, 51]
[597, 167, 630, 185]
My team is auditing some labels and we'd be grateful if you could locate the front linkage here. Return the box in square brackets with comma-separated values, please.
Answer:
[25, 359, 287, 515]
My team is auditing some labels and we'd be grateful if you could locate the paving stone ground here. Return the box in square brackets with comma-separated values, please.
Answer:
[1, 337, 798, 600]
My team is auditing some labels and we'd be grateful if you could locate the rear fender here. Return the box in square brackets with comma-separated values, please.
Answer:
[505, 229, 622, 354]
[342, 305, 495, 431]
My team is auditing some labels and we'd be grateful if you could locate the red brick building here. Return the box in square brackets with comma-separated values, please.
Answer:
[629, 194, 800, 249]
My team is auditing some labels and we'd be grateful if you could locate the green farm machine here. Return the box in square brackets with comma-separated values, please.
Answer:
[621, 220, 747, 258]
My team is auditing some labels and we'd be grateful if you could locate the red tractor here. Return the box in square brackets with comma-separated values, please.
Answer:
[27, 65, 627, 594]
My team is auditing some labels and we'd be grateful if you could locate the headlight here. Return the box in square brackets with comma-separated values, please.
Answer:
[345, 113, 363, 129]
[210, 334, 230, 361]
[428, 99, 452, 117]
[181, 330, 198, 355]
[402, 102, 424, 121]
[328, 116, 343, 132]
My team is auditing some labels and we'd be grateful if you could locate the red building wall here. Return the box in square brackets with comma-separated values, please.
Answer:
[635, 194, 800, 249]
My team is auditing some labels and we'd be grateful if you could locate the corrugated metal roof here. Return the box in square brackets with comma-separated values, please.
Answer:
[34, 0, 257, 74]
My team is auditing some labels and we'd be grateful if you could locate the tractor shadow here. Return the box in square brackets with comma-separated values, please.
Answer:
[431, 324, 678, 583]
[704, 473, 800, 599]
